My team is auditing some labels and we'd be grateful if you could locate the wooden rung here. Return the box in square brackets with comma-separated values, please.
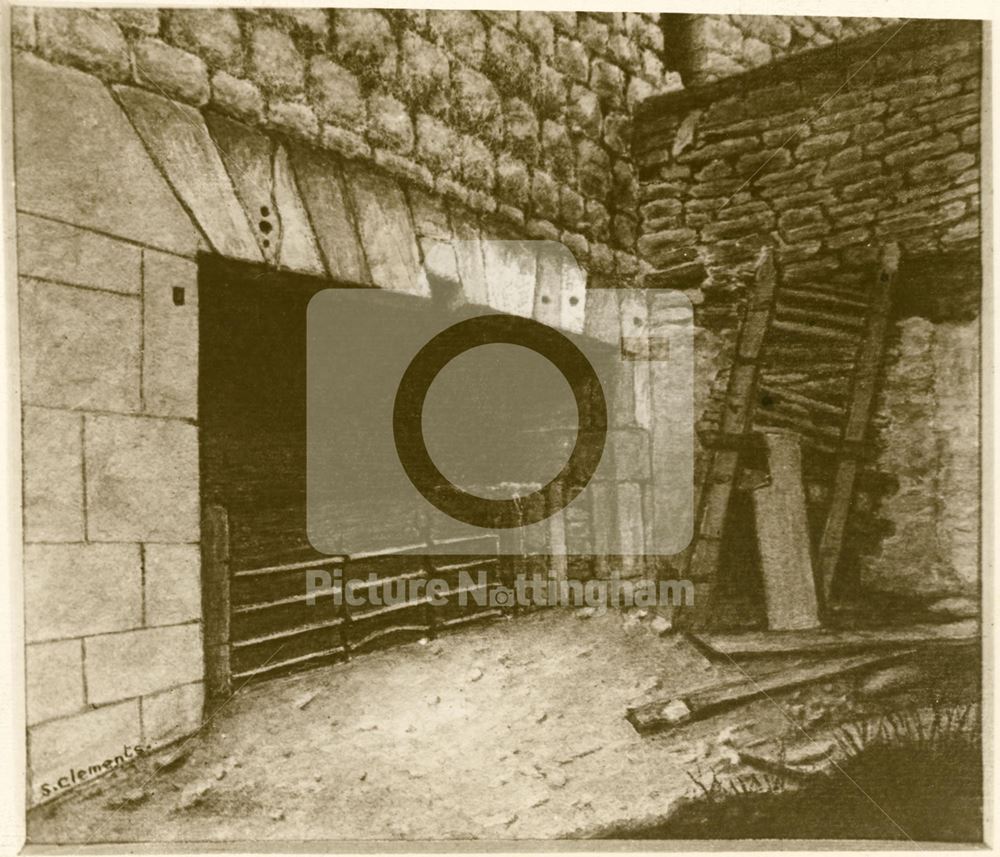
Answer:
[758, 385, 846, 417]
[771, 320, 858, 344]
[780, 287, 869, 312]
[765, 363, 857, 380]
[755, 410, 842, 440]
[775, 305, 865, 331]
[231, 645, 347, 681]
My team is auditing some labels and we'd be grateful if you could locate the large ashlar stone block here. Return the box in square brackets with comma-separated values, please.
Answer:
[865, 317, 980, 596]
[583, 287, 623, 345]
[273, 145, 325, 276]
[418, 240, 461, 297]
[143, 251, 198, 419]
[932, 320, 979, 592]
[616, 481, 646, 575]
[26, 639, 84, 725]
[205, 111, 277, 265]
[19, 277, 141, 413]
[451, 225, 489, 306]
[35, 8, 130, 80]
[28, 699, 141, 803]
[342, 164, 425, 296]
[619, 290, 651, 429]
[24, 544, 141, 642]
[85, 623, 203, 705]
[113, 85, 262, 263]
[13, 55, 199, 256]
[17, 214, 141, 295]
[289, 144, 370, 284]
[482, 240, 536, 318]
[142, 681, 204, 746]
[84, 415, 199, 542]
[531, 242, 586, 333]
[22, 406, 84, 542]
[862, 317, 940, 594]
[145, 543, 201, 625]
[648, 293, 694, 555]
[608, 428, 651, 481]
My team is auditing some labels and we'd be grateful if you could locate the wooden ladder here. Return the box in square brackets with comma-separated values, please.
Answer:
[817, 244, 900, 602]
[674, 247, 777, 629]
[674, 244, 900, 630]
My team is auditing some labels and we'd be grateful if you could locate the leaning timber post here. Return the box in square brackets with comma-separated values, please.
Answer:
[675, 246, 777, 629]
[201, 504, 233, 706]
[818, 243, 900, 605]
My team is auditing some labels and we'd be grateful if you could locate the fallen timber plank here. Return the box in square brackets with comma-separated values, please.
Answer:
[738, 752, 819, 781]
[687, 619, 978, 659]
[626, 649, 915, 734]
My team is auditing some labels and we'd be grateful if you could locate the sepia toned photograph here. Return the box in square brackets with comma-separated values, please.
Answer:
[1, 2, 990, 848]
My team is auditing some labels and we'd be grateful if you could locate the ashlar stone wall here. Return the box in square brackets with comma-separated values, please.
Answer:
[16, 51, 205, 805]
[13, 7, 687, 805]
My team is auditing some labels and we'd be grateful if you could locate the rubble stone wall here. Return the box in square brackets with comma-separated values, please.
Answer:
[12, 6, 683, 269]
[636, 18, 983, 598]
[678, 15, 900, 84]
[636, 19, 981, 314]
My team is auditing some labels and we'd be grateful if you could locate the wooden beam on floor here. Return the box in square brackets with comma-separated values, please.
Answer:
[686, 619, 978, 659]
[626, 649, 915, 734]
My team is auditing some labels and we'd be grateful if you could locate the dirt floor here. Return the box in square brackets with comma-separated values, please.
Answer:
[26, 608, 977, 844]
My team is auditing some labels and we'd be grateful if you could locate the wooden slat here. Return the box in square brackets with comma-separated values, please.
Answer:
[233, 587, 343, 614]
[772, 320, 858, 344]
[775, 305, 865, 330]
[232, 556, 344, 578]
[818, 244, 899, 601]
[231, 616, 348, 649]
[438, 609, 504, 628]
[228, 527, 503, 682]
[202, 505, 232, 701]
[754, 410, 842, 441]
[780, 288, 868, 312]
[757, 385, 845, 417]
[232, 645, 347, 681]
